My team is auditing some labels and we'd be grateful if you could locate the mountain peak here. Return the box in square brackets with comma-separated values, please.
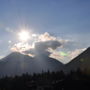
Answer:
[66, 47, 90, 72]
[86, 47, 90, 51]
[0, 51, 64, 76]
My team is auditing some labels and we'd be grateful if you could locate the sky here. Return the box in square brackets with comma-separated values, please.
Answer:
[0, 0, 90, 63]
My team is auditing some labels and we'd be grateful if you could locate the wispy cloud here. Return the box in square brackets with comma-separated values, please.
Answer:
[0, 23, 14, 34]
[68, 48, 86, 60]
[5, 27, 14, 33]
[0, 55, 4, 59]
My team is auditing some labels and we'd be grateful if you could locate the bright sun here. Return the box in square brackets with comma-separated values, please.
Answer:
[18, 31, 30, 42]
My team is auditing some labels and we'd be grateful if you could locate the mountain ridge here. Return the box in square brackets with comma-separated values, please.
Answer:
[0, 52, 64, 76]
[66, 47, 90, 72]
[0, 47, 90, 76]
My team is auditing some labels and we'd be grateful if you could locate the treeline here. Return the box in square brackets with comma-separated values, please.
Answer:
[0, 69, 90, 90]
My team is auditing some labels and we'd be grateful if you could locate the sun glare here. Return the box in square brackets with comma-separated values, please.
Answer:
[18, 31, 30, 42]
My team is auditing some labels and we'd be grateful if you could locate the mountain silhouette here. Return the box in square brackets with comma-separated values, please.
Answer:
[66, 47, 90, 73]
[0, 52, 64, 76]
[0, 47, 90, 76]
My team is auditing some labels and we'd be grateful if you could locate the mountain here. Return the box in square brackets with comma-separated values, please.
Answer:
[1, 47, 90, 76]
[66, 47, 90, 73]
[0, 52, 64, 76]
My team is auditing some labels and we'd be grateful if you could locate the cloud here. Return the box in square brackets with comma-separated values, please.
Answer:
[0, 23, 14, 33]
[11, 32, 86, 64]
[38, 32, 56, 41]
[8, 40, 12, 44]
[68, 48, 86, 60]
[5, 27, 14, 33]
[25, 40, 61, 56]
[11, 32, 63, 56]
[49, 48, 65, 60]
[11, 42, 33, 53]
[35, 40, 61, 50]
[0, 55, 4, 59]
[49, 48, 86, 63]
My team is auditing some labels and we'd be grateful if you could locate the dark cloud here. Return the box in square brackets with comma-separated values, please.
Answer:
[24, 40, 61, 57]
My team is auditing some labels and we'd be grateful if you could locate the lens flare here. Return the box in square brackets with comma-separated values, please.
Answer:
[60, 51, 68, 56]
